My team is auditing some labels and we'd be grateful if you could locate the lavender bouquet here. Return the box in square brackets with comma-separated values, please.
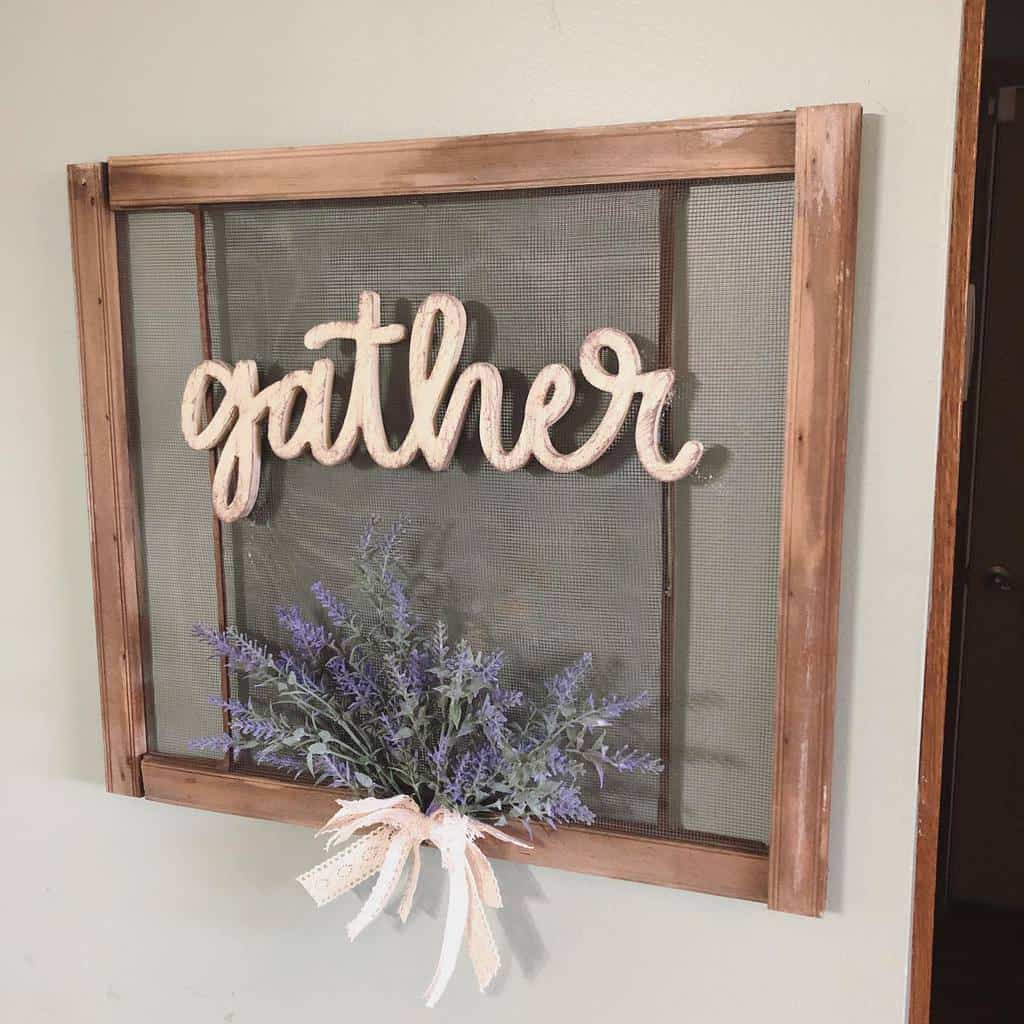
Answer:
[190, 520, 661, 1004]
[191, 519, 661, 827]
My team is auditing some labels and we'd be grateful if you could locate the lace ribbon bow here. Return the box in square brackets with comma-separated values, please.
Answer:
[297, 794, 532, 1007]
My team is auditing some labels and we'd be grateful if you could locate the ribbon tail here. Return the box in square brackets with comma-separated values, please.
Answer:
[465, 864, 501, 992]
[423, 828, 470, 1008]
[465, 842, 503, 909]
[476, 820, 533, 851]
[398, 841, 422, 923]
[347, 831, 413, 941]
[296, 825, 392, 908]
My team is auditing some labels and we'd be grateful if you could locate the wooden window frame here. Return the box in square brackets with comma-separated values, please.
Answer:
[68, 103, 861, 916]
[908, 0, 985, 1019]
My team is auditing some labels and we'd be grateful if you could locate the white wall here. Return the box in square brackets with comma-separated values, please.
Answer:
[0, 2, 963, 1021]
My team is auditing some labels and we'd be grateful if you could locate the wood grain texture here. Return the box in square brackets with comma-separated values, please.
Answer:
[768, 104, 862, 916]
[909, 2, 986, 1020]
[68, 163, 147, 796]
[141, 754, 769, 901]
[107, 112, 796, 208]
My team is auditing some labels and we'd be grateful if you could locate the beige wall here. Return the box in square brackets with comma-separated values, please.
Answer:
[0, 1, 963, 1020]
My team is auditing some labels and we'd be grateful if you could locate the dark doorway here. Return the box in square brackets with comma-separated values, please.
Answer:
[931, 2, 1024, 1020]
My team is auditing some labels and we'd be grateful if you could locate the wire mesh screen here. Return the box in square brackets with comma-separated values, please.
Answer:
[120, 177, 792, 848]
[120, 212, 225, 754]
[670, 180, 792, 842]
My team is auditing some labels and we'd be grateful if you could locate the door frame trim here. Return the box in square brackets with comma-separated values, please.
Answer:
[908, 1, 986, 1020]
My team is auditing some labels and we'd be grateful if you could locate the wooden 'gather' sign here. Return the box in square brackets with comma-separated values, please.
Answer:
[181, 290, 704, 522]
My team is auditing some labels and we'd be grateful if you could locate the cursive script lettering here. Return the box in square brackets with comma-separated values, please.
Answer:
[181, 291, 704, 522]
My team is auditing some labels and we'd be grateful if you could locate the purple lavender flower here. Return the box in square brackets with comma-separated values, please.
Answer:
[546, 652, 593, 705]
[378, 519, 403, 561]
[192, 623, 232, 660]
[238, 717, 282, 742]
[380, 713, 411, 749]
[387, 574, 413, 633]
[275, 651, 328, 695]
[546, 746, 570, 777]
[191, 624, 268, 673]
[190, 519, 663, 830]
[359, 520, 376, 554]
[479, 696, 510, 748]
[327, 656, 378, 707]
[406, 647, 430, 695]
[207, 695, 249, 716]
[481, 650, 506, 686]
[589, 692, 652, 726]
[428, 734, 451, 775]
[546, 783, 595, 826]
[255, 750, 305, 772]
[188, 733, 232, 754]
[445, 747, 498, 807]
[605, 746, 662, 774]
[275, 605, 329, 660]
[311, 581, 347, 628]
[451, 643, 475, 676]
[316, 754, 354, 788]
[206, 695, 284, 742]
[491, 683, 522, 710]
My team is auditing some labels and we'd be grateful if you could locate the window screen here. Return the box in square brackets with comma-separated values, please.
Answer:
[120, 177, 792, 850]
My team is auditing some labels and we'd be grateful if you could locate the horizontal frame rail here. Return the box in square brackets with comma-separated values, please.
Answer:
[108, 111, 797, 208]
[142, 754, 770, 902]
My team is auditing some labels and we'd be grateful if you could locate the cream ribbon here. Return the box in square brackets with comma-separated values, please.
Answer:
[296, 794, 532, 1007]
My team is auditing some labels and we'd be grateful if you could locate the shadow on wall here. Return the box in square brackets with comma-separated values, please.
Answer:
[826, 110, 884, 916]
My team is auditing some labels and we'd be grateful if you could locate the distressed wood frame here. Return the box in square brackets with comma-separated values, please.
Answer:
[69, 104, 861, 915]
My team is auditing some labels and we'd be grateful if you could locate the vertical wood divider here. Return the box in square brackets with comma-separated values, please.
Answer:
[768, 104, 862, 916]
[192, 208, 233, 763]
[657, 185, 677, 831]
